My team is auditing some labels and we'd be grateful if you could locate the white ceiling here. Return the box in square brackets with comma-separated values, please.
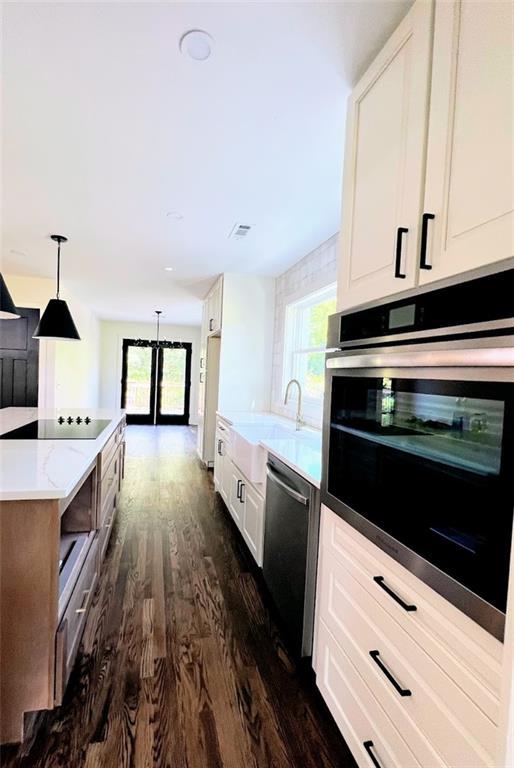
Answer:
[2, 1, 412, 325]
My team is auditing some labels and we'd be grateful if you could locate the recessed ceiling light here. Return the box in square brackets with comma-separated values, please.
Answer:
[164, 266, 174, 272]
[166, 210, 183, 220]
[179, 30, 213, 61]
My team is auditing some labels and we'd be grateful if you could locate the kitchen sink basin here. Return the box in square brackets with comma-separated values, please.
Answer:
[228, 422, 316, 483]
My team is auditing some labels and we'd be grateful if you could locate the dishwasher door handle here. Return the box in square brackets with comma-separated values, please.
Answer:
[266, 466, 309, 506]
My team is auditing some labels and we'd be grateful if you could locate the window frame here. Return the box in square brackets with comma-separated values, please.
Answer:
[282, 283, 337, 421]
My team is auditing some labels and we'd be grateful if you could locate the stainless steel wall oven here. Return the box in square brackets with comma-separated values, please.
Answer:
[322, 263, 514, 641]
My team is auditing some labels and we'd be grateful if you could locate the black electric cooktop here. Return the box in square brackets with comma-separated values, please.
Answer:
[0, 418, 111, 440]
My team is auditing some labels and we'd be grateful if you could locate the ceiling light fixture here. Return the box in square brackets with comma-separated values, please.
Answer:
[0, 274, 20, 319]
[179, 30, 213, 61]
[133, 311, 184, 349]
[164, 266, 174, 272]
[166, 211, 183, 220]
[33, 235, 81, 341]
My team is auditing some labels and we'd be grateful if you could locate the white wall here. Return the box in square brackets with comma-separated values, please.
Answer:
[270, 234, 338, 427]
[98, 320, 201, 424]
[3, 274, 101, 408]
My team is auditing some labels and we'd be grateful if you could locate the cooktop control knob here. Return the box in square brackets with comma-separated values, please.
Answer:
[58, 416, 65, 424]
[76, 416, 82, 424]
[67, 416, 74, 424]
[84, 416, 91, 424]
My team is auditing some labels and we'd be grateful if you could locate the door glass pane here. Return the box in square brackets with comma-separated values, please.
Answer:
[125, 346, 153, 415]
[160, 348, 186, 415]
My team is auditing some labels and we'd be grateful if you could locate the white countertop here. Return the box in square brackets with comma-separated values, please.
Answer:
[217, 409, 322, 488]
[260, 434, 322, 488]
[0, 408, 125, 501]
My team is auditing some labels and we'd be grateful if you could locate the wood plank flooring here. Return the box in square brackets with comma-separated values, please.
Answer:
[1, 426, 356, 768]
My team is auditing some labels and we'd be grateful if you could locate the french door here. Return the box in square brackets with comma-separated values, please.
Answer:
[121, 340, 192, 425]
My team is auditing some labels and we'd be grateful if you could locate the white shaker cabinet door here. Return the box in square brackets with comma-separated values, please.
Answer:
[241, 483, 264, 567]
[228, 465, 244, 528]
[338, 0, 433, 310]
[420, 0, 513, 283]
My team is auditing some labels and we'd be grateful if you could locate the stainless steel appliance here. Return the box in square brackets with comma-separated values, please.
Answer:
[263, 455, 320, 657]
[322, 262, 514, 641]
[0, 417, 111, 440]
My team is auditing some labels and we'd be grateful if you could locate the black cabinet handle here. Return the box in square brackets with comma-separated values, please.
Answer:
[240, 483, 245, 503]
[373, 576, 417, 612]
[363, 741, 383, 768]
[369, 651, 412, 696]
[209, 318, 214, 331]
[369, 650, 411, 697]
[394, 227, 408, 278]
[420, 212, 435, 270]
[217, 439, 223, 456]
[236, 479, 242, 500]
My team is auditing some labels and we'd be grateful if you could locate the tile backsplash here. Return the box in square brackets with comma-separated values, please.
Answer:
[271, 233, 338, 428]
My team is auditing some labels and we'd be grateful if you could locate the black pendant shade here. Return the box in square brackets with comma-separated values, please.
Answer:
[0, 273, 20, 319]
[33, 298, 81, 340]
[33, 235, 81, 341]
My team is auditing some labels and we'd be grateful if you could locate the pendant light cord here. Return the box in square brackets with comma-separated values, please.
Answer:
[56, 240, 61, 299]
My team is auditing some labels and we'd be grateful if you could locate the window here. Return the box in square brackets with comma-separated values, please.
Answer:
[283, 284, 337, 419]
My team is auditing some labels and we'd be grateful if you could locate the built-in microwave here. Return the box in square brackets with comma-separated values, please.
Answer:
[321, 263, 514, 641]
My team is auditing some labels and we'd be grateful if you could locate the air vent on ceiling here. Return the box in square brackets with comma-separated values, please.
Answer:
[229, 223, 252, 240]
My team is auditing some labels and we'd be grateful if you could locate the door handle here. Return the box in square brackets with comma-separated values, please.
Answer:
[266, 466, 309, 506]
[369, 650, 411, 697]
[363, 741, 383, 768]
[419, 212, 435, 270]
[394, 227, 408, 279]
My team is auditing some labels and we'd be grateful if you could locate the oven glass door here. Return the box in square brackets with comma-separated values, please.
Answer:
[327, 373, 514, 616]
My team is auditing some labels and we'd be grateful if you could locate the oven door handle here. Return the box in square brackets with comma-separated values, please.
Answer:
[326, 346, 514, 369]
[266, 467, 309, 506]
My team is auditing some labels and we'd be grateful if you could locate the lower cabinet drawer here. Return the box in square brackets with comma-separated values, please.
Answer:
[97, 448, 119, 527]
[316, 619, 421, 768]
[318, 547, 497, 767]
[55, 535, 99, 704]
[98, 497, 116, 564]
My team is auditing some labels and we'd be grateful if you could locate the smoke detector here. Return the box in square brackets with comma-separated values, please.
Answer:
[229, 223, 252, 240]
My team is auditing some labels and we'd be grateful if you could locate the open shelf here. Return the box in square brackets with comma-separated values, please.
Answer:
[58, 530, 96, 621]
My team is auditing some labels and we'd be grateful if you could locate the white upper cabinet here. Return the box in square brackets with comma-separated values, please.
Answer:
[206, 277, 223, 335]
[338, 0, 513, 311]
[420, 0, 513, 283]
[338, 0, 433, 309]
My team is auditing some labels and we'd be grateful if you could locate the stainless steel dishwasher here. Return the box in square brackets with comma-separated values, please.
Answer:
[263, 455, 320, 658]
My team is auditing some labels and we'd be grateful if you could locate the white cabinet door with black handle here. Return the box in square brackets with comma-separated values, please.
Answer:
[420, 0, 513, 284]
[338, 0, 433, 310]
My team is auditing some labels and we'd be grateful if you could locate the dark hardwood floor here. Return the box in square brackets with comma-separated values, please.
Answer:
[1, 426, 356, 768]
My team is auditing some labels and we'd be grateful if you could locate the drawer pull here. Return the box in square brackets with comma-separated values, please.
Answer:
[363, 741, 383, 768]
[75, 589, 91, 614]
[369, 650, 412, 697]
[373, 576, 417, 612]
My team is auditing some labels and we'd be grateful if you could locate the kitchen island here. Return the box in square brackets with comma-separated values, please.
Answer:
[0, 408, 126, 744]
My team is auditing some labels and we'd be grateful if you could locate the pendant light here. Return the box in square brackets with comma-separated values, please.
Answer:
[33, 235, 81, 340]
[133, 311, 184, 349]
[0, 274, 20, 319]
